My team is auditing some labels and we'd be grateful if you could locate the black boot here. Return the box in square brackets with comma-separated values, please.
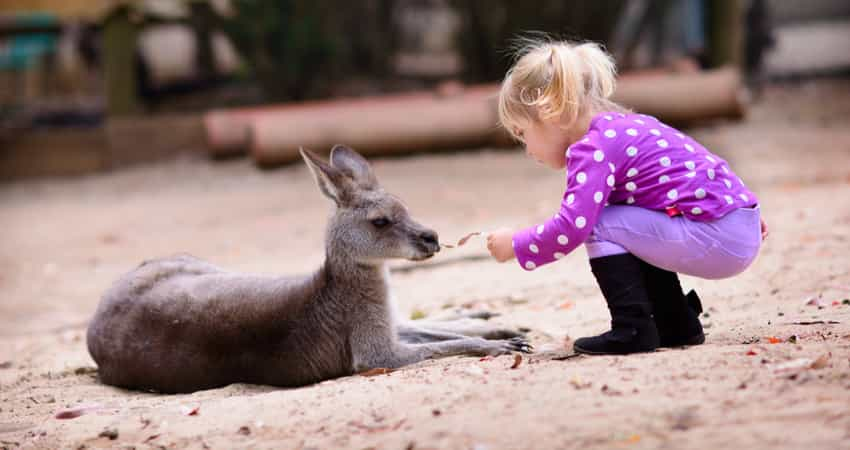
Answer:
[639, 261, 705, 347]
[574, 254, 660, 355]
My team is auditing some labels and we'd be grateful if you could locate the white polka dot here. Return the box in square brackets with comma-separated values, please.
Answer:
[604, 115, 613, 120]
[739, 194, 749, 202]
[695, 188, 706, 199]
[657, 139, 669, 148]
[691, 207, 703, 215]
[725, 195, 734, 204]
[667, 189, 678, 200]
[675, 133, 685, 139]
[609, 162, 616, 173]
[723, 179, 732, 189]
[525, 261, 536, 270]
[626, 128, 638, 136]
[627, 196, 635, 204]
[593, 191, 604, 203]
[536, 224, 545, 234]
[634, 119, 645, 125]
[582, 137, 590, 143]
[557, 234, 569, 245]
[722, 166, 729, 174]
[625, 182, 637, 192]
[627, 167, 639, 178]
[706, 155, 716, 163]
[576, 172, 587, 184]
[685, 161, 696, 170]
[650, 129, 661, 136]
[606, 174, 615, 187]
[618, 113, 625, 118]
[567, 193, 575, 205]
[686, 171, 696, 178]
[659, 175, 670, 183]
[740, 178, 746, 187]
[659, 156, 671, 167]
[593, 150, 605, 162]
[565, 149, 571, 158]
[626, 146, 638, 157]
[529, 244, 539, 254]
[707, 168, 715, 180]
[575, 216, 587, 228]
[554, 252, 565, 260]
[684, 143, 695, 152]
[604, 130, 617, 138]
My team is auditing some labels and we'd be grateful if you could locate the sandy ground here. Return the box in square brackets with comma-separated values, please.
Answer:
[1, 79, 850, 450]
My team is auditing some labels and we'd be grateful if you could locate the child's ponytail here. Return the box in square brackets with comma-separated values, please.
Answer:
[498, 39, 624, 141]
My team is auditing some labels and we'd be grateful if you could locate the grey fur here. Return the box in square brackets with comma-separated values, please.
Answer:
[87, 145, 530, 394]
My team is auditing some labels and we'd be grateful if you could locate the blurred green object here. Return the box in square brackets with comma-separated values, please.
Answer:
[0, 12, 59, 71]
[219, 0, 396, 102]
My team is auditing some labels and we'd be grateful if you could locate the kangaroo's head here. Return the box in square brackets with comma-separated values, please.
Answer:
[301, 145, 440, 265]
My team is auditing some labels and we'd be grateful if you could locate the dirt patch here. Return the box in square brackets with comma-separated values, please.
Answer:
[1, 79, 849, 449]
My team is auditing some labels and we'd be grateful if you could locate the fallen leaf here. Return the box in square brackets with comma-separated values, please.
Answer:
[237, 426, 251, 436]
[804, 296, 825, 307]
[410, 309, 427, 320]
[843, 299, 850, 305]
[766, 336, 782, 344]
[832, 301, 841, 306]
[0, 361, 12, 369]
[510, 354, 523, 369]
[569, 376, 592, 389]
[441, 232, 482, 248]
[787, 335, 798, 344]
[359, 367, 397, 377]
[144, 434, 161, 443]
[180, 405, 200, 416]
[810, 354, 830, 369]
[558, 300, 575, 310]
[55, 404, 103, 420]
[746, 349, 758, 356]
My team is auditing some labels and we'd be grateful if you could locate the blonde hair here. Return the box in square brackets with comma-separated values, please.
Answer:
[498, 39, 628, 141]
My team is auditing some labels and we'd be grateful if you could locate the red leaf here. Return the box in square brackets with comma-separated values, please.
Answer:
[766, 336, 781, 344]
[510, 354, 523, 369]
[746, 349, 758, 356]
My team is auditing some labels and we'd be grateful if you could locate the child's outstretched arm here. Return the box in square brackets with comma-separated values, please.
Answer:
[489, 136, 614, 270]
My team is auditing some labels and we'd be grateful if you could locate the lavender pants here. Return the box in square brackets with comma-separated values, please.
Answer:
[585, 206, 761, 279]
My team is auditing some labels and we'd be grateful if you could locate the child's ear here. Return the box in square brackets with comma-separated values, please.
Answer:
[300, 148, 348, 206]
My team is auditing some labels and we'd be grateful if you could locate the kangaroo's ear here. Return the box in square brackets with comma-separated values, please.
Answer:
[329, 145, 378, 190]
[300, 147, 348, 205]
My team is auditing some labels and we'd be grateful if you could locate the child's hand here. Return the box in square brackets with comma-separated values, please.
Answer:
[486, 228, 516, 263]
[761, 217, 769, 241]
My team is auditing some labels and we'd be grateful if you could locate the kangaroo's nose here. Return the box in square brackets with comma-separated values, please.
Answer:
[420, 230, 439, 248]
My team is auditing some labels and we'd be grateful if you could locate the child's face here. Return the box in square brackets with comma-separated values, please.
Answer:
[517, 118, 572, 170]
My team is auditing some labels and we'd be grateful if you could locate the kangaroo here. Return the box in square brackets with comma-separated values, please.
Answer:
[87, 145, 531, 393]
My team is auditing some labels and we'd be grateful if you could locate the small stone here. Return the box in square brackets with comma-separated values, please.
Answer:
[98, 428, 119, 440]
[237, 426, 251, 435]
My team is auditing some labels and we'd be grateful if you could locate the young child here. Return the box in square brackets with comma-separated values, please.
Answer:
[486, 39, 766, 355]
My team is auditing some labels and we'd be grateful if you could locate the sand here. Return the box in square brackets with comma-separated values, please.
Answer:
[1, 79, 849, 450]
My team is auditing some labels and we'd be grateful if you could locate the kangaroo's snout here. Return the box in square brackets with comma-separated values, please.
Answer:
[409, 227, 440, 259]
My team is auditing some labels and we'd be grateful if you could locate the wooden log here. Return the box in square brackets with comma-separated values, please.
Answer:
[207, 67, 746, 164]
[613, 66, 747, 125]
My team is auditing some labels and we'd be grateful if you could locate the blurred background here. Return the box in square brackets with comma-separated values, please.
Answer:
[1, 0, 848, 178]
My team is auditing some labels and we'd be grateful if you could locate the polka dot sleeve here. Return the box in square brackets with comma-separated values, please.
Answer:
[512, 138, 614, 271]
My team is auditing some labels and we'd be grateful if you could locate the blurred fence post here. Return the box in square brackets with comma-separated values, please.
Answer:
[708, 0, 743, 69]
[103, 5, 141, 116]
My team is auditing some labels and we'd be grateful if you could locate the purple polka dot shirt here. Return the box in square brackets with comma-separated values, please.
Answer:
[512, 112, 758, 271]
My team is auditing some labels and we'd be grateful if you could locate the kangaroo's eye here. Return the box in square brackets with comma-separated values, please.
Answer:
[370, 217, 391, 228]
